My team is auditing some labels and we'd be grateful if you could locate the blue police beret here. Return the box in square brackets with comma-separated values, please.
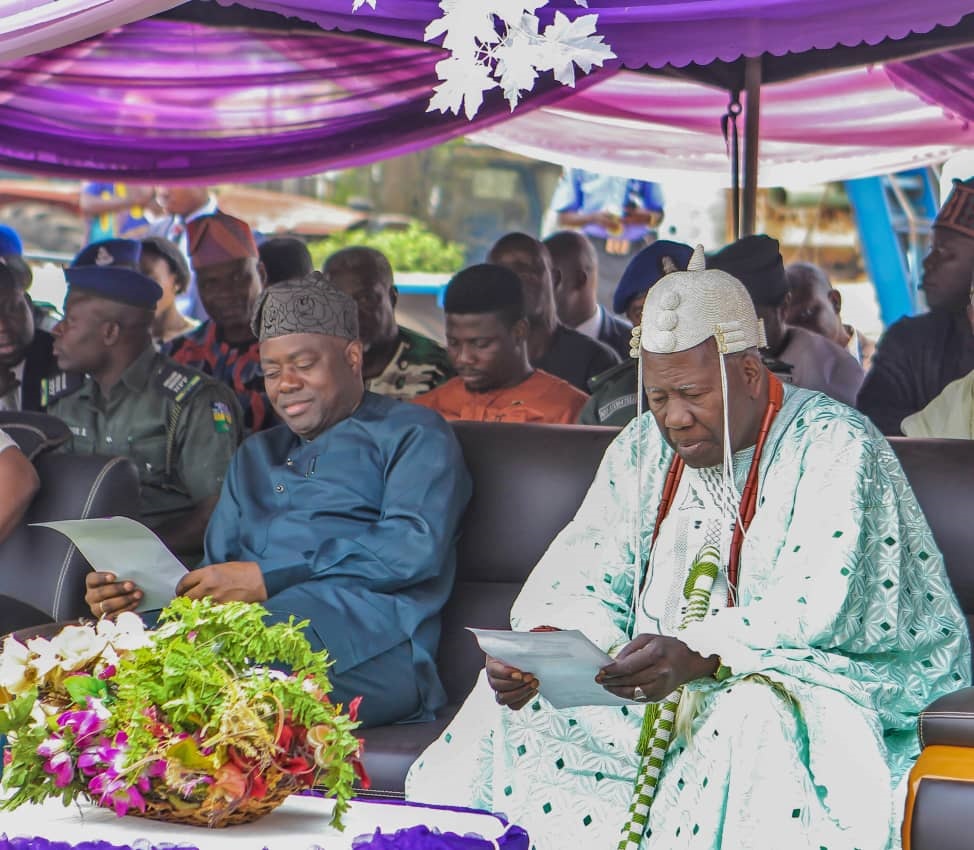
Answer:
[0, 225, 22, 256]
[612, 240, 694, 315]
[65, 239, 163, 309]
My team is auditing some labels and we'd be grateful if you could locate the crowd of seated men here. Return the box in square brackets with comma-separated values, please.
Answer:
[1, 174, 973, 846]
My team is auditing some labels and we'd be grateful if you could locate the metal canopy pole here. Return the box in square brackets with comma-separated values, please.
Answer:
[742, 56, 762, 237]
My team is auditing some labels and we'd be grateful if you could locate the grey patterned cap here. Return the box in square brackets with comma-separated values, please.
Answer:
[251, 272, 359, 342]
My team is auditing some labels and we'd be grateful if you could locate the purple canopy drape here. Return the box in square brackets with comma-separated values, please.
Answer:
[0, 15, 973, 183]
[227, 0, 974, 69]
[0, 7, 973, 182]
[0, 0, 181, 61]
[472, 66, 974, 186]
[3, 0, 973, 69]
[0, 19, 606, 181]
[888, 46, 974, 126]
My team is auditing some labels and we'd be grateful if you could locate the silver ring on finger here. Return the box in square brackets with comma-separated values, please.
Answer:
[633, 685, 650, 703]
[98, 601, 105, 617]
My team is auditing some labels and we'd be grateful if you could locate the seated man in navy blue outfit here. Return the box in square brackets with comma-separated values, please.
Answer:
[84, 273, 472, 728]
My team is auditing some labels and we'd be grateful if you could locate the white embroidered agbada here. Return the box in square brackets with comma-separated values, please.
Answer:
[406, 250, 970, 850]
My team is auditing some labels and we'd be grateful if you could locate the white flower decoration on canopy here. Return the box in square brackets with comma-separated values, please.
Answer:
[352, 0, 615, 118]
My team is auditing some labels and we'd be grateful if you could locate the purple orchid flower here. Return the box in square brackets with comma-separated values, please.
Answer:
[37, 736, 74, 788]
[88, 771, 148, 817]
[77, 733, 118, 777]
[81, 732, 160, 818]
[57, 706, 107, 750]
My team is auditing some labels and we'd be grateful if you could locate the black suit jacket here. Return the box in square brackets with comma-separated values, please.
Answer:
[598, 309, 634, 361]
[857, 310, 974, 435]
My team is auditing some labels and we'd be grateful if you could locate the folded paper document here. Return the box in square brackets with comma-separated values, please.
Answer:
[34, 517, 186, 613]
[468, 627, 636, 709]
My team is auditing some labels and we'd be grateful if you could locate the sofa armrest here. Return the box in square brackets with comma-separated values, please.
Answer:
[920, 688, 974, 749]
[903, 745, 974, 850]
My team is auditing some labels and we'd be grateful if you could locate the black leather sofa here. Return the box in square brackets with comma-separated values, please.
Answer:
[0, 412, 141, 634]
[4, 414, 971, 844]
[359, 422, 616, 793]
[357, 423, 974, 849]
[893, 437, 974, 850]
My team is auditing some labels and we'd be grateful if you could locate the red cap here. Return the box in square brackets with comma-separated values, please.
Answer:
[187, 212, 258, 270]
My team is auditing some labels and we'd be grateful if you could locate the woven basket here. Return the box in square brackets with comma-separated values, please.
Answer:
[112, 763, 303, 828]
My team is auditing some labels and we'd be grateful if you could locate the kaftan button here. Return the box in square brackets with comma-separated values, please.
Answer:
[275, 484, 285, 493]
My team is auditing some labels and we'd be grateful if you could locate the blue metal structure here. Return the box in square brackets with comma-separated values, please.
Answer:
[844, 168, 940, 328]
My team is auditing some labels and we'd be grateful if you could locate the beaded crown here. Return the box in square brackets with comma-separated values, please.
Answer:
[640, 244, 766, 356]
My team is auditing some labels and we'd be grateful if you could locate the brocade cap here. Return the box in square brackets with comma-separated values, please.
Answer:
[251, 272, 358, 342]
[935, 177, 974, 240]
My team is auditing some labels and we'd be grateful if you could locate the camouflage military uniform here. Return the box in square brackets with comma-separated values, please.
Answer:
[366, 325, 454, 400]
[49, 346, 242, 558]
[577, 359, 639, 427]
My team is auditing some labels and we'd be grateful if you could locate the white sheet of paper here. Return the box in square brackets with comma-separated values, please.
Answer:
[468, 627, 635, 709]
[33, 517, 186, 613]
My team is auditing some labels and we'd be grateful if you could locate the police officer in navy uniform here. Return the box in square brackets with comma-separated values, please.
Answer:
[49, 239, 242, 565]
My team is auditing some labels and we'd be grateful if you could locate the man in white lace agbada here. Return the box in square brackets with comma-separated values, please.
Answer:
[407, 246, 970, 850]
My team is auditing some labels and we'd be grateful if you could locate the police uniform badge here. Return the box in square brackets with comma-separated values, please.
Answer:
[41, 370, 83, 409]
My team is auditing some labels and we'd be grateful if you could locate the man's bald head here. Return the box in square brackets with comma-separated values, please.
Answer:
[487, 232, 557, 326]
[323, 246, 394, 288]
[323, 246, 397, 351]
[785, 261, 845, 345]
[544, 230, 597, 282]
[488, 232, 544, 261]
[544, 230, 599, 328]
[787, 262, 832, 296]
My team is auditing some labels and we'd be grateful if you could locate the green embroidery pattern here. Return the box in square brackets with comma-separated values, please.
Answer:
[618, 544, 721, 850]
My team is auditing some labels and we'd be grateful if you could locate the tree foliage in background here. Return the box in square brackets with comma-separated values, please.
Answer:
[308, 222, 466, 273]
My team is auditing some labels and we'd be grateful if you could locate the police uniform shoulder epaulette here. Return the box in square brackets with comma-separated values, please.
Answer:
[42, 370, 84, 406]
[153, 360, 208, 404]
[587, 358, 637, 392]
